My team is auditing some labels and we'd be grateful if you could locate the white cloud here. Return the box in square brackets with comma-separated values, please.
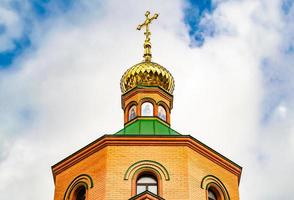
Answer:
[0, 0, 293, 199]
[0, 4, 23, 51]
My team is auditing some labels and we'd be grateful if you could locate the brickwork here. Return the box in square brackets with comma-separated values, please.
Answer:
[52, 136, 241, 200]
[53, 148, 107, 200]
[187, 148, 240, 200]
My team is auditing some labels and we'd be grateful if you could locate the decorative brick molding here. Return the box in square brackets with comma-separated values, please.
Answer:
[52, 136, 242, 184]
[63, 174, 93, 200]
[124, 160, 170, 181]
[124, 160, 169, 196]
[201, 175, 230, 200]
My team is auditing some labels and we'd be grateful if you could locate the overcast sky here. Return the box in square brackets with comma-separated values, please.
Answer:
[0, 0, 294, 199]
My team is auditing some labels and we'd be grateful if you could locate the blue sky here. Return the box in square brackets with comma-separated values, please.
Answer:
[0, 0, 294, 199]
[1, 0, 292, 125]
[0, 0, 75, 68]
[0, 0, 215, 68]
[184, 0, 214, 46]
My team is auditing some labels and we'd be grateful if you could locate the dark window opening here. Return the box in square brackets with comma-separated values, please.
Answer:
[75, 186, 86, 200]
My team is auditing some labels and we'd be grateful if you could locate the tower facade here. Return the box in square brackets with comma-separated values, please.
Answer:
[52, 11, 242, 200]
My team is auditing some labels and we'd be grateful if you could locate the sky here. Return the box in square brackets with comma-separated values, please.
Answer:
[0, 0, 294, 199]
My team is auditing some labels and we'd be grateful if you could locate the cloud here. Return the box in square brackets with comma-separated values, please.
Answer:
[0, 0, 293, 199]
[0, 2, 23, 51]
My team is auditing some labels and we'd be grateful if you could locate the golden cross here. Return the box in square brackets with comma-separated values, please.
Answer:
[137, 11, 159, 62]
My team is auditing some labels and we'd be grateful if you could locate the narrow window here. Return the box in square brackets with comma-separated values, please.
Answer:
[208, 189, 217, 200]
[74, 186, 86, 200]
[141, 102, 154, 117]
[128, 105, 137, 120]
[158, 105, 167, 121]
[136, 174, 158, 195]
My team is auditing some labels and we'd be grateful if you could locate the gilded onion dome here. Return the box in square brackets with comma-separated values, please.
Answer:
[121, 11, 175, 94]
[120, 61, 175, 94]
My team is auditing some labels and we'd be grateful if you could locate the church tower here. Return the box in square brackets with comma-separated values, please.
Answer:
[52, 11, 242, 200]
[120, 11, 174, 131]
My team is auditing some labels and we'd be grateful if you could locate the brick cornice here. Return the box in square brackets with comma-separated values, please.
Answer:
[51, 135, 242, 183]
[121, 86, 173, 109]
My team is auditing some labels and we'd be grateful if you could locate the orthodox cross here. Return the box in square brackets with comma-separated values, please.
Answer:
[137, 11, 159, 62]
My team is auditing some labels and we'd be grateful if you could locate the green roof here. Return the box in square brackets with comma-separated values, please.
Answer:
[115, 118, 180, 136]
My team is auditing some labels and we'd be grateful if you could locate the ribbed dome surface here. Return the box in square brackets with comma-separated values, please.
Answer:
[120, 61, 175, 94]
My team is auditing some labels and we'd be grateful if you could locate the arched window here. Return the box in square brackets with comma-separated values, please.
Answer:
[136, 174, 158, 195]
[141, 102, 154, 117]
[158, 105, 167, 121]
[201, 175, 230, 200]
[64, 174, 93, 200]
[208, 189, 217, 200]
[128, 105, 137, 120]
[73, 185, 86, 200]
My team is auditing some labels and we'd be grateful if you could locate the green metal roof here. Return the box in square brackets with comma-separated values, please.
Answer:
[115, 118, 181, 136]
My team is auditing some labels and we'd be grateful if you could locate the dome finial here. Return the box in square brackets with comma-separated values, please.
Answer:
[137, 11, 159, 62]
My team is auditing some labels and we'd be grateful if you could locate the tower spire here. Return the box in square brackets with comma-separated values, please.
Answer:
[137, 11, 159, 62]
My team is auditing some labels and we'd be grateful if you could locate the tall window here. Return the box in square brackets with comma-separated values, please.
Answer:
[136, 174, 158, 195]
[208, 189, 217, 200]
[74, 186, 86, 200]
[128, 105, 137, 120]
[141, 102, 154, 117]
[158, 105, 167, 121]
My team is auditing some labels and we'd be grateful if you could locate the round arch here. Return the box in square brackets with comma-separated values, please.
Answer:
[157, 101, 170, 122]
[124, 160, 170, 196]
[124, 101, 138, 123]
[63, 174, 94, 200]
[201, 175, 230, 200]
[141, 102, 154, 117]
[124, 160, 170, 181]
[126, 101, 138, 121]
[157, 101, 169, 112]
[139, 97, 157, 106]
[125, 101, 138, 113]
[132, 167, 162, 196]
